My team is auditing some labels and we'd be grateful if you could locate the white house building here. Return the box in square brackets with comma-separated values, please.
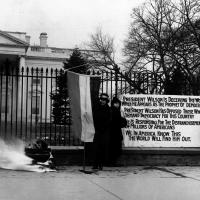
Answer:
[0, 30, 89, 126]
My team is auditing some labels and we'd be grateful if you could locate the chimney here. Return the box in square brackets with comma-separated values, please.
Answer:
[39, 32, 48, 47]
[25, 35, 31, 44]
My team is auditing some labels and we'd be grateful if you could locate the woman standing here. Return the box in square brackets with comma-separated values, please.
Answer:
[109, 97, 127, 166]
[92, 93, 111, 170]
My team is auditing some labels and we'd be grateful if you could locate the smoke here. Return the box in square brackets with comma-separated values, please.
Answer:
[0, 139, 54, 172]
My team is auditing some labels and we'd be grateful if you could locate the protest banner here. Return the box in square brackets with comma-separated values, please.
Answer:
[121, 94, 200, 147]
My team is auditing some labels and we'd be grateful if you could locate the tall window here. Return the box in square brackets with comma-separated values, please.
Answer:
[1, 94, 9, 114]
[32, 96, 40, 115]
[32, 78, 41, 85]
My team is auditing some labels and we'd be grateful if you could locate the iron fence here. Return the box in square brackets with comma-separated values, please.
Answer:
[0, 67, 163, 146]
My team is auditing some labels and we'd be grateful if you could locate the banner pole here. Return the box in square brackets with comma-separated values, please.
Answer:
[83, 141, 86, 171]
[80, 76, 93, 174]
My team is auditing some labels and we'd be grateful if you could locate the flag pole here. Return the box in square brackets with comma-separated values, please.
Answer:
[80, 77, 93, 174]
[80, 128, 93, 174]
[83, 77, 87, 172]
[83, 133, 86, 172]
[67, 70, 96, 174]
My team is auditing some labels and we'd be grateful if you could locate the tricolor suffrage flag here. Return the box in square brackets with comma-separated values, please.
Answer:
[67, 71, 101, 142]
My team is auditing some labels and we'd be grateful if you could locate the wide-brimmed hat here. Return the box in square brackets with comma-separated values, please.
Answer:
[99, 93, 109, 103]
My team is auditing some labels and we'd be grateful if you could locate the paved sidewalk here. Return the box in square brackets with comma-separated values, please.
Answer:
[1, 166, 200, 200]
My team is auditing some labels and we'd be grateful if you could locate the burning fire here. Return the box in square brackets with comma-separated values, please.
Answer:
[0, 139, 55, 172]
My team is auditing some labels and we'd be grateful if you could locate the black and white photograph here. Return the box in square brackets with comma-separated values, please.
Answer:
[1, 0, 200, 199]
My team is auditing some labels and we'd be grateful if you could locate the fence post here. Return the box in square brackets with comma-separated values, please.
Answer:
[114, 65, 119, 97]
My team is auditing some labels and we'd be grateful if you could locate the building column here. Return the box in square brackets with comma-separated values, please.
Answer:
[19, 56, 25, 69]
[17, 56, 26, 121]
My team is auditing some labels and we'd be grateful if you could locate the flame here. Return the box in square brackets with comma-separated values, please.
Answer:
[0, 139, 54, 172]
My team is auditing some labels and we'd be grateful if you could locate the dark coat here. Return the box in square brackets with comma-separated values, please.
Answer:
[92, 103, 111, 167]
[93, 103, 111, 133]
[109, 106, 127, 164]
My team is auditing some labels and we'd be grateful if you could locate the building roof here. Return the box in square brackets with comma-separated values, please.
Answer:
[0, 30, 29, 47]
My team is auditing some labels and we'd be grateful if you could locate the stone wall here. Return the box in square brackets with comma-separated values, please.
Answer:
[51, 146, 200, 166]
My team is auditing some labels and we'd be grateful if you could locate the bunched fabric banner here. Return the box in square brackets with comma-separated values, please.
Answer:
[67, 71, 101, 142]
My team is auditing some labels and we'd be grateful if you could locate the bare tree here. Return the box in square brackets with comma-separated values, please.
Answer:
[84, 27, 146, 94]
[124, 0, 200, 94]
[172, 0, 200, 94]
[84, 0, 200, 95]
